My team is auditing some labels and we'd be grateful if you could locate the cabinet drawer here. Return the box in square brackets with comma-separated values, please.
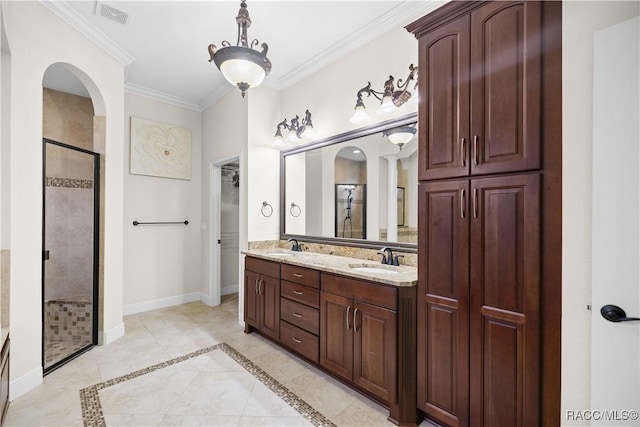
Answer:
[281, 297, 319, 335]
[321, 273, 397, 311]
[281, 281, 319, 308]
[245, 256, 280, 279]
[281, 264, 320, 289]
[280, 320, 319, 363]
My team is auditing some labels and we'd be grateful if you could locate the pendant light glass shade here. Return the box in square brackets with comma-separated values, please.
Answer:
[376, 95, 396, 115]
[219, 57, 267, 89]
[384, 126, 416, 149]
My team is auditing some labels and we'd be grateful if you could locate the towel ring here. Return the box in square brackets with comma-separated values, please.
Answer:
[290, 202, 301, 218]
[261, 201, 273, 218]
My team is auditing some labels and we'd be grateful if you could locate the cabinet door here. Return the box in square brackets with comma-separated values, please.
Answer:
[470, 1, 541, 175]
[320, 292, 353, 382]
[353, 301, 396, 404]
[417, 181, 470, 426]
[260, 275, 280, 340]
[470, 174, 540, 426]
[418, 14, 470, 180]
[244, 270, 260, 329]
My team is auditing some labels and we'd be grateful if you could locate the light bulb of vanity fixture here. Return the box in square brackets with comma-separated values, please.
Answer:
[285, 132, 301, 144]
[207, 1, 272, 98]
[376, 95, 396, 115]
[350, 104, 370, 124]
[300, 123, 316, 139]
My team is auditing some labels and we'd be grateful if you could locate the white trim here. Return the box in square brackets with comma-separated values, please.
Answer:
[123, 292, 202, 316]
[98, 322, 125, 345]
[10, 366, 43, 401]
[125, 82, 201, 112]
[38, 1, 135, 67]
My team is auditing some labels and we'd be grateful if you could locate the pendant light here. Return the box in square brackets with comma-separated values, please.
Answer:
[207, 1, 272, 98]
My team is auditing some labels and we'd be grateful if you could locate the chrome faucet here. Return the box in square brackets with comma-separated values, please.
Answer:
[288, 238, 302, 252]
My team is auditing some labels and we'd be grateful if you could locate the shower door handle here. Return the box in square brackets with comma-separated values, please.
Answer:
[43, 250, 50, 261]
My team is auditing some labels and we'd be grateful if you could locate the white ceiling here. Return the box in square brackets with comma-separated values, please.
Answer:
[40, 0, 443, 111]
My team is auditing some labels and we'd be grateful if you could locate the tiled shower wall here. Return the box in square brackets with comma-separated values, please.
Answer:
[44, 145, 95, 302]
[43, 88, 97, 303]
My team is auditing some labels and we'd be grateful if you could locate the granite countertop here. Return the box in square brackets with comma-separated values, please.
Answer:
[243, 248, 417, 287]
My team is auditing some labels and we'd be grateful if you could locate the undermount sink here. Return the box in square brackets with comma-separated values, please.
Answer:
[348, 264, 400, 275]
[267, 252, 295, 256]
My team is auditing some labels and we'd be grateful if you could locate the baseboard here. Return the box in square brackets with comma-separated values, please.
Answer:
[99, 322, 125, 345]
[123, 292, 203, 316]
[10, 366, 43, 401]
[221, 285, 239, 296]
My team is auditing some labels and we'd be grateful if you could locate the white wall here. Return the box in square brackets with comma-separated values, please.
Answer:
[123, 93, 202, 314]
[562, 1, 640, 422]
[201, 89, 248, 307]
[1, 1, 125, 399]
[280, 26, 417, 141]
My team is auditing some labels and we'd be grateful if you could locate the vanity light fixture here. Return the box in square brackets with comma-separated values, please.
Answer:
[383, 125, 417, 150]
[272, 110, 316, 146]
[350, 64, 418, 123]
[207, 1, 272, 98]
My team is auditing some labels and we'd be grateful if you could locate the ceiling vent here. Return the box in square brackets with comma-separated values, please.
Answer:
[95, 1, 132, 27]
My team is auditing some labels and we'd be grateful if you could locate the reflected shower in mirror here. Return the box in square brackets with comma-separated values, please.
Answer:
[281, 113, 417, 250]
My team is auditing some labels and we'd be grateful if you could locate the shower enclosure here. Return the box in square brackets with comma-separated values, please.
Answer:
[42, 139, 99, 373]
[335, 184, 366, 239]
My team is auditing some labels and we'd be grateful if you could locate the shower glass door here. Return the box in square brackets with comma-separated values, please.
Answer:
[42, 139, 99, 373]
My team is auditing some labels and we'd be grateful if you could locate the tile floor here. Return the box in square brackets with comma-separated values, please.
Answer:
[4, 294, 436, 427]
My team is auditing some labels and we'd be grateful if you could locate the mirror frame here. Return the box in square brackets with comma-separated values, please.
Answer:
[280, 112, 418, 253]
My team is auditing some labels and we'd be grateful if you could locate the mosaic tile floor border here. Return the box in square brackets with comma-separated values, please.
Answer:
[79, 342, 336, 427]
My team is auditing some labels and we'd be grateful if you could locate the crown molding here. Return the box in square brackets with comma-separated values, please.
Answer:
[125, 82, 201, 112]
[39, 0, 135, 66]
[272, 0, 447, 91]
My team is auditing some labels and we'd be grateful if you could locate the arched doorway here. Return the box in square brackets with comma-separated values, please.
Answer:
[41, 63, 106, 373]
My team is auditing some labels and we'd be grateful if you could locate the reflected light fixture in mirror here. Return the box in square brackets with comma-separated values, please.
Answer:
[349, 64, 418, 123]
[384, 125, 417, 150]
[273, 110, 315, 147]
[207, 1, 272, 98]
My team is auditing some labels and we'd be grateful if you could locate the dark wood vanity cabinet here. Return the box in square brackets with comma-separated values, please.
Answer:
[244, 256, 418, 425]
[415, 1, 541, 181]
[244, 257, 280, 340]
[409, 1, 562, 426]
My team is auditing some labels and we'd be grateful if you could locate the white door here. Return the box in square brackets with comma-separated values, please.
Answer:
[591, 16, 640, 426]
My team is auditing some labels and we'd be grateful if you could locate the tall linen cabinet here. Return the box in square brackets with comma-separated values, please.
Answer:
[407, 2, 562, 426]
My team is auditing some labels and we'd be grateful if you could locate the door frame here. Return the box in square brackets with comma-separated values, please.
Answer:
[41, 138, 99, 374]
[208, 153, 243, 308]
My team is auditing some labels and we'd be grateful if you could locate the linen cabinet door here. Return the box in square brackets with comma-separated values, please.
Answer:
[260, 275, 280, 340]
[470, 1, 542, 176]
[352, 301, 396, 404]
[417, 181, 470, 426]
[320, 292, 353, 382]
[418, 14, 471, 180]
[470, 173, 540, 426]
[244, 270, 260, 330]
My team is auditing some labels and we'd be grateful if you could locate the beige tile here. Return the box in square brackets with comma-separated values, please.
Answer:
[331, 395, 391, 427]
[166, 371, 256, 416]
[238, 415, 313, 426]
[284, 371, 358, 419]
[103, 414, 164, 427]
[159, 415, 240, 426]
[242, 380, 301, 418]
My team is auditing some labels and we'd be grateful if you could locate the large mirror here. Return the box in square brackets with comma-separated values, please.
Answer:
[280, 113, 417, 252]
